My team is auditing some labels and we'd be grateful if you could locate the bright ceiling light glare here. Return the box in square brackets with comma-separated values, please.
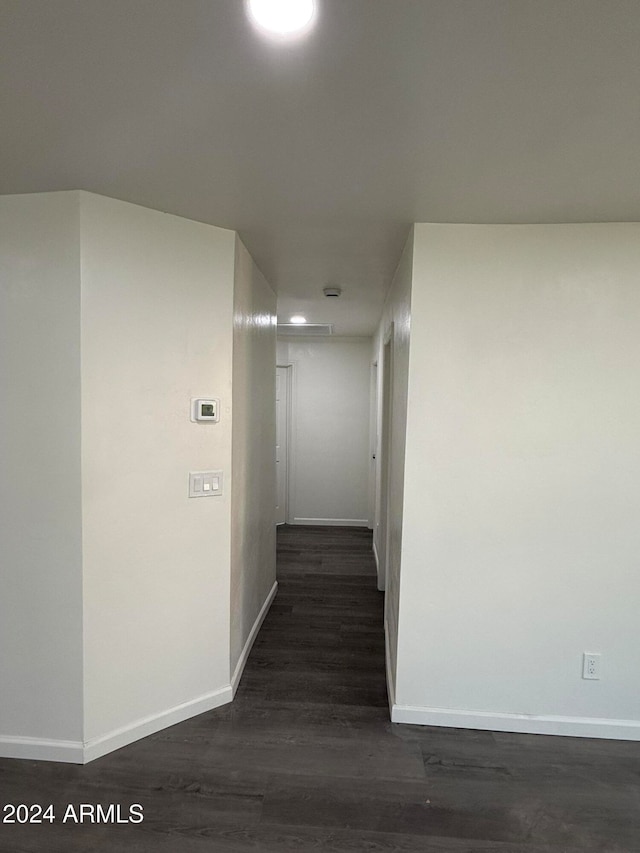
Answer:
[289, 315, 307, 324]
[247, 0, 317, 39]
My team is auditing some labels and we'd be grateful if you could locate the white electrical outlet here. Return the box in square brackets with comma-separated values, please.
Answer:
[582, 653, 601, 680]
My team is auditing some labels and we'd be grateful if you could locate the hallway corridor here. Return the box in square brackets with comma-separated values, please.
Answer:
[247, 524, 387, 710]
[1, 526, 639, 851]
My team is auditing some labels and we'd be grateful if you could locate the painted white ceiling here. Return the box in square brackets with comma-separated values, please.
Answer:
[2, 1, 640, 335]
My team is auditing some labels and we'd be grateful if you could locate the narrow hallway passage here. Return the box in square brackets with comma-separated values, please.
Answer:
[225, 523, 435, 844]
[244, 525, 387, 710]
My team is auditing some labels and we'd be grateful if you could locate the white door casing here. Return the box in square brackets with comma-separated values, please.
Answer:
[275, 365, 290, 525]
[378, 331, 393, 592]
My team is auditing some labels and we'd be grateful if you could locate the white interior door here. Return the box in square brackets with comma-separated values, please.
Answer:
[276, 366, 290, 525]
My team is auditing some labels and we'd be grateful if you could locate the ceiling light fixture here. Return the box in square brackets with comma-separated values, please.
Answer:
[289, 315, 307, 324]
[246, 0, 317, 38]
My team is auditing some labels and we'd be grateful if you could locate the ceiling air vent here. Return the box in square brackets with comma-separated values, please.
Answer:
[277, 323, 334, 336]
[323, 286, 342, 298]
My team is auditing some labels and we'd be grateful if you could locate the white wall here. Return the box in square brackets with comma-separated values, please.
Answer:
[80, 193, 236, 754]
[0, 193, 84, 755]
[279, 337, 371, 526]
[231, 236, 277, 683]
[0, 190, 281, 763]
[372, 229, 413, 701]
[394, 223, 640, 739]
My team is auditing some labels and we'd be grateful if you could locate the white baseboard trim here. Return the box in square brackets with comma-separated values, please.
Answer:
[0, 735, 85, 764]
[3, 584, 280, 767]
[0, 681, 235, 765]
[390, 703, 640, 741]
[373, 540, 385, 591]
[231, 580, 278, 696]
[83, 685, 233, 763]
[384, 618, 395, 716]
[291, 517, 369, 527]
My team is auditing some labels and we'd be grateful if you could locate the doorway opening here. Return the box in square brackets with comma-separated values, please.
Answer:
[377, 326, 393, 592]
[276, 364, 291, 525]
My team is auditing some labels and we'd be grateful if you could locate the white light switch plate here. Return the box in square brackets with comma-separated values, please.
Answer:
[189, 470, 223, 497]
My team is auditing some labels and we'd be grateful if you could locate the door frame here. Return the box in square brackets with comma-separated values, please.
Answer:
[377, 324, 394, 592]
[368, 359, 378, 534]
[276, 363, 293, 525]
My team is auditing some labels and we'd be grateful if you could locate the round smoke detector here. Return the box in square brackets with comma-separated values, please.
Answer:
[323, 286, 342, 298]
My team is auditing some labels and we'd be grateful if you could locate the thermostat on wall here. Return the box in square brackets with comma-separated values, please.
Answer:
[191, 398, 220, 422]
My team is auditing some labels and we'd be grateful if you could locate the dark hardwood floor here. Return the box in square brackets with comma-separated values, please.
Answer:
[1, 524, 639, 851]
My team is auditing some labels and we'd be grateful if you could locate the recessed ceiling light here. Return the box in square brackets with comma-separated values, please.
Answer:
[246, 0, 317, 38]
[289, 315, 307, 324]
